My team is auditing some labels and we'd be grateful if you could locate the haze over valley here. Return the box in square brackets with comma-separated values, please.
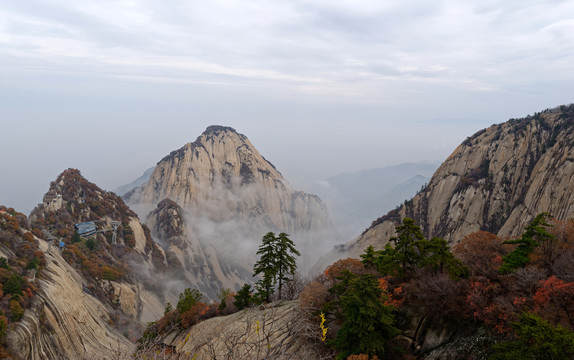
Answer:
[1, 1, 574, 359]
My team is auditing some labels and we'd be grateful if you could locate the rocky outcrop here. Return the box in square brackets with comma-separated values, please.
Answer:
[326, 104, 574, 263]
[7, 238, 133, 359]
[7, 170, 183, 359]
[126, 126, 335, 291]
[125, 126, 330, 234]
[150, 301, 328, 360]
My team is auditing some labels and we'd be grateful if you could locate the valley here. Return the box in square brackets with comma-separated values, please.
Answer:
[1, 104, 574, 359]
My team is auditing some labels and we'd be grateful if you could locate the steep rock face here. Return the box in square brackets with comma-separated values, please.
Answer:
[125, 126, 330, 234]
[126, 126, 334, 289]
[146, 199, 248, 300]
[11, 169, 180, 359]
[7, 238, 133, 359]
[330, 104, 574, 261]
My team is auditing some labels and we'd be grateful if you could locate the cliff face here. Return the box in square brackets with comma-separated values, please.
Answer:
[125, 126, 330, 234]
[7, 238, 133, 359]
[126, 126, 335, 288]
[146, 199, 249, 301]
[7, 169, 179, 359]
[331, 104, 574, 261]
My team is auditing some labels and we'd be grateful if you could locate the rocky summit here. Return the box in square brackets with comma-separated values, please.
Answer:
[125, 126, 330, 234]
[125, 126, 335, 295]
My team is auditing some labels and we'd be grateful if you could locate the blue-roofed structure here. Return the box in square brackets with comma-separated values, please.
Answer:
[74, 221, 97, 237]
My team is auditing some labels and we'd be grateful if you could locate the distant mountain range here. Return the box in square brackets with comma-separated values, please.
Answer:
[114, 166, 155, 197]
[311, 162, 439, 240]
[320, 104, 574, 266]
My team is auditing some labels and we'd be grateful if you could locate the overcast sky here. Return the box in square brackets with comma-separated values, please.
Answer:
[1, 0, 573, 214]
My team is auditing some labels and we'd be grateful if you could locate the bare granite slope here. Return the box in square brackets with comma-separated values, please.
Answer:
[323, 104, 574, 264]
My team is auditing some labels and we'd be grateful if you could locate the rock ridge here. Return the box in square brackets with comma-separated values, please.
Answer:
[323, 104, 574, 262]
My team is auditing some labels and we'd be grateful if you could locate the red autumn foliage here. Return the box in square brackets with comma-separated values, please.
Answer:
[181, 302, 209, 328]
[533, 275, 574, 327]
[466, 278, 514, 334]
[324, 258, 369, 280]
[378, 277, 404, 308]
[453, 231, 510, 279]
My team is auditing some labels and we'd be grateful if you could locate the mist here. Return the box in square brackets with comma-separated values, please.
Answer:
[128, 172, 343, 301]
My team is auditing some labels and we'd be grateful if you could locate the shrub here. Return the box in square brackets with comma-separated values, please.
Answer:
[9, 300, 24, 322]
[4, 274, 25, 296]
[0, 258, 9, 270]
[233, 284, 252, 310]
[176, 288, 202, 313]
[26, 257, 40, 270]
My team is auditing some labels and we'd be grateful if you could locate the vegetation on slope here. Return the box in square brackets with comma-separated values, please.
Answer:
[298, 216, 574, 359]
[29, 169, 163, 300]
[0, 206, 44, 358]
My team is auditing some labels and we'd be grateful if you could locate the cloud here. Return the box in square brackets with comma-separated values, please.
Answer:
[2, 0, 573, 98]
[1, 0, 574, 215]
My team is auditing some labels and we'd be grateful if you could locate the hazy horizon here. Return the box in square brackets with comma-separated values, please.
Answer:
[1, 0, 573, 214]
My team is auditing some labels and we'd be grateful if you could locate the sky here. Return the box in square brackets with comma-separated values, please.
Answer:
[1, 0, 573, 215]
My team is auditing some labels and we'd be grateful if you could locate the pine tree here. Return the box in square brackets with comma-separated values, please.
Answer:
[233, 284, 253, 310]
[500, 213, 553, 274]
[360, 245, 376, 268]
[328, 271, 399, 359]
[491, 313, 574, 360]
[275, 232, 300, 300]
[391, 218, 425, 272]
[176, 288, 202, 313]
[253, 232, 277, 303]
[419, 237, 469, 279]
[252, 232, 300, 302]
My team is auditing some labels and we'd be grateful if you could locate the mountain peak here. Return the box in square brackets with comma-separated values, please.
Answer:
[329, 103, 574, 262]
[202, 125, 238, 136]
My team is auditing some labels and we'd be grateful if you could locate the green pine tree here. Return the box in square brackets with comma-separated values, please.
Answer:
[253, 232, 278, 303]
[328, 271, 399, 359]
[500, 213, 553, 274]
[490, 313, 574, 360]
[176, 288, 202, 313]
[360, 245, 376, 268]
[253, 232, 300, 302]
[419, 237, 469, 279]
[275, 232, 300, 300]
[391, 218, 425, 273]
[233, 284, 253, 310]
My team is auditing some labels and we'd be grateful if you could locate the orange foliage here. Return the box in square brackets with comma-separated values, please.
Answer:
[454, 231, 510, 279]
[533, 276, 574, 327]
[299, 281, 329, 310]
[466, 278, 513, 333]
[347, 355, 380, 360]
[324, 258, 368, 280]
[101, 265, 123, 281]
[378, 277, 404, 308]
[157, 310, 179, 333]
[23, 232, 34, 243]
[181, 302, 209, 328]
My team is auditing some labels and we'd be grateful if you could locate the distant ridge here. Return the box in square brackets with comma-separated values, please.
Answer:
[114, 166, 155, 196]
[319, 104, 574, 265]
